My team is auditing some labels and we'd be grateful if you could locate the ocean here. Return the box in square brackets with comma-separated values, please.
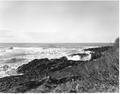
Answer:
[0, 43, 112, 78]
[0, 43, 113, 48]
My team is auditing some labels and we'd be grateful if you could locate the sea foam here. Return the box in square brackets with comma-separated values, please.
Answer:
[0, 46, 93, 78]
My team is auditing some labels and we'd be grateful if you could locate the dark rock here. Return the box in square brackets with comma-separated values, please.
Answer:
[0, 45, 118, 93]
[114, 38, 119, 49]
[69, 90, 77, 93]
[0, 74, 48, 93]
[84, 46, 112, 60]
[9, 47, 14, 50]
[84, 46, 112, 52]
[7, 79, 46, 93]
[17, 56, 78, 75]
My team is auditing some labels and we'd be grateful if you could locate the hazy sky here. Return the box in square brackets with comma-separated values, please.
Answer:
[0, 0, 119, 43]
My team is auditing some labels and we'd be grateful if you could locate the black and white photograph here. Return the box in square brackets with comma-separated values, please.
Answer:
[0, 0, 119, 93]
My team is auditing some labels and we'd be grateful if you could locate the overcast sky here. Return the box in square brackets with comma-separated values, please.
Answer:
[0, 0, 119, 43]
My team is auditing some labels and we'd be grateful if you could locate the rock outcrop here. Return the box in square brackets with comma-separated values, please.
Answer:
[114, 38, 119, 49]
[0, 43, 118, 93]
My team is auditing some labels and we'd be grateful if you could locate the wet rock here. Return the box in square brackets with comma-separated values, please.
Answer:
[84, 46, 112, 60]
[17, 56, 78, 74]
[84, 46, 112, 52]
[9, 47, 14, 50]
[0, 45, 118, 93]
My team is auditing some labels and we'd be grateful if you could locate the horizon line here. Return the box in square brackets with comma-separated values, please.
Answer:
[0, 42, 114, 44]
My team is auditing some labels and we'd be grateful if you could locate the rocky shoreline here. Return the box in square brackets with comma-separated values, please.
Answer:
[0, 43, 119, 92]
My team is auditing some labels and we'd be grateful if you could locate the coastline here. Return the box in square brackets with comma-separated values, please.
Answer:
[0, 44, 118, 93]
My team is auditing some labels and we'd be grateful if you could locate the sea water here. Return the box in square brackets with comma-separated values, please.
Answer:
[0, 43, 112, 78]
